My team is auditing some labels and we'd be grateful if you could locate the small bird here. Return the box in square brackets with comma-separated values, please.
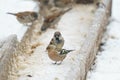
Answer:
[47, 44, 74, 64]
[7, 11, 38, 26]
[41, 7, 72, 31]
[46, 31, 64, 51]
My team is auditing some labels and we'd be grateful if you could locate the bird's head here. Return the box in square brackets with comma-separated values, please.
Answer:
[31, 12, 38, 19]
[54, 31, 62, 40]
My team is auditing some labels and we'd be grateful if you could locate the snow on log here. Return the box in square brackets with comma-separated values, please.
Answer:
[80, 0, 112, 80]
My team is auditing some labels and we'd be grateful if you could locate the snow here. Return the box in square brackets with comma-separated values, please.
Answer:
[87, 0, 120, 80]
[0, 0, 38, 41]
[17, 5, 95, 80]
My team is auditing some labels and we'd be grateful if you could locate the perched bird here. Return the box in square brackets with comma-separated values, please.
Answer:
[47, 44, 74, 64]
[7, 11, 38, 26]
[39, 0, 72, 30]
[41, 7, 72, 31]
[46, 31, 64, 51]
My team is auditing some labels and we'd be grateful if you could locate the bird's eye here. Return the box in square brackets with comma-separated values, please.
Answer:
[32, 13, 38, 18]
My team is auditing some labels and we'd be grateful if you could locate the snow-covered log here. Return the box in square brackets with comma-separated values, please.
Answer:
[80, 0, 112, 80]
[16, 0, 112, 80]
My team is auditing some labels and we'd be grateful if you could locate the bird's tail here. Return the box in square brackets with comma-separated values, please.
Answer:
[67, 50, 74, 53]
[7, 12, 17, 16]
[60, 49, 74, 55]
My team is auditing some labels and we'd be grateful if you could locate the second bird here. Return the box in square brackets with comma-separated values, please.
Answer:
[46, 31, 64, 51]
[7, 11, 38, 26]
[47, 44, 73, 64]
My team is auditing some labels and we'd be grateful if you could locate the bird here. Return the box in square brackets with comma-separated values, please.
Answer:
[41, 7, 72, 31]
[47, 44, 74, 64]
[46, 31, 64, 51]
[7, 11, 38, 26]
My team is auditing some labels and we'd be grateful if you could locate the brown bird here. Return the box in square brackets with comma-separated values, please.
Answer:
[41, 7, 72, 31]
[47, 44, 74, 64]
[46, 31, 64, 51]
[7, 11, 38, 26]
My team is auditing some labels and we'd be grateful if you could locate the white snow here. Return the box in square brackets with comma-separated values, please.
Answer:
[0, 0, 38, 41]
[87, 0, 120, 80]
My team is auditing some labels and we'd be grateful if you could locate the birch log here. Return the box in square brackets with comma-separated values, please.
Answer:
[80, 0, 112, 80]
